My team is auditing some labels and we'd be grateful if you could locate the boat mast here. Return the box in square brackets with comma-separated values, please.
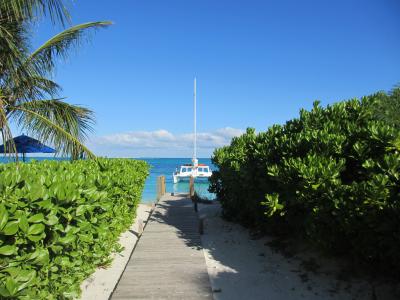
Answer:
[193, 77, 197, 164]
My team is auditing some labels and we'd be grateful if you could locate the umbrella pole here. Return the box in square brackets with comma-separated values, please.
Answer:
[22, 153, 26, 162]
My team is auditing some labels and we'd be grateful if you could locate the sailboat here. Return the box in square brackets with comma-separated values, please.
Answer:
[173, 78, 213, 184]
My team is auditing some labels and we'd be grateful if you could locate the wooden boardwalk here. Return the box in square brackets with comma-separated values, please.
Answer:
[111, 194, 212, 299]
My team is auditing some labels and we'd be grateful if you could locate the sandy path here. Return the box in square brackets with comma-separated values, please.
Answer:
[198, 202, 390, 300]
[80, 203, 153, 300]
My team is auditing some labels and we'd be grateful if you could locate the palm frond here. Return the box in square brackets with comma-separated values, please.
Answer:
[0, 11, 31, 89]
[27, 21, 112, 76]
[0, 0, 71, 26]
[0, 96, 16, 157]
[0, 2, 105, 161]
[9, 99, 95, 158]
[6, 76, 61, 103]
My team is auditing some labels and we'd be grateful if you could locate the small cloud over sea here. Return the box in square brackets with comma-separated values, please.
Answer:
[88, 127, 244, 157]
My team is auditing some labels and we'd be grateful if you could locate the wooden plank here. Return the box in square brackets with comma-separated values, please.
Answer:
[156, 175, 166, 201]
[161, 176, 166, 196]
[111, 194, 212, 299]
[189, 176, 195, 198]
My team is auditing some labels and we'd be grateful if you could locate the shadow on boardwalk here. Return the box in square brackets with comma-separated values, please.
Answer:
[111, 194, 212, 300]
[150, 197, 203, 249]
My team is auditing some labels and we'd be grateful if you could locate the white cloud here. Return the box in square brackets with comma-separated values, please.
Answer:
[88, 127, 244, 157]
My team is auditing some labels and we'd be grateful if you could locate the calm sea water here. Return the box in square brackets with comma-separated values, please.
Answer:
[0, 156, 215, 203]
[138, 158, 215, 203]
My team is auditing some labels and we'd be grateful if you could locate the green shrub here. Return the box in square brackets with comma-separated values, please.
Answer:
[210, 90, 400, 271]
[0, 158, 148, 299]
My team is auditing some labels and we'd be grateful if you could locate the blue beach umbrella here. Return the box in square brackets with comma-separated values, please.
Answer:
[0, 134, 56, 161]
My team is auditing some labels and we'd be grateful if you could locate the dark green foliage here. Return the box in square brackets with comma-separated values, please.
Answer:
[210, 90, 400, 272]
[367, 87, 400, 130]
[0, 158, 148, 298]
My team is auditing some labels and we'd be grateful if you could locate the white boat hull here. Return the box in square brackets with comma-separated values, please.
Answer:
[173, 173, 212, 184]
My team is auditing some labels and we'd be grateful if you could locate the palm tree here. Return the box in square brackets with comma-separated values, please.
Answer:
[0, 0, 111, 159]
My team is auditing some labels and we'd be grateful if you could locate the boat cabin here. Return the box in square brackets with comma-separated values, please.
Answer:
[178, 165, 210, 174]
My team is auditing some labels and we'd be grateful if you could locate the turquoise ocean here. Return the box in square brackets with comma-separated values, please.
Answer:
[139, 158, 215, 203]
[0, 157, 215, 203]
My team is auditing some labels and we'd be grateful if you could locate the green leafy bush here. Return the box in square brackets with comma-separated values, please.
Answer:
[0, 158, 148, 299]
[210, 90, 400, 271]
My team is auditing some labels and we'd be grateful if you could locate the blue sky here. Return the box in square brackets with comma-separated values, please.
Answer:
[29, 0, 400, 157]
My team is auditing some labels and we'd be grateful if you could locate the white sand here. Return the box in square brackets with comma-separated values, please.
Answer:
[199, 202, 398, 300]
[80, 203, 153, 300]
